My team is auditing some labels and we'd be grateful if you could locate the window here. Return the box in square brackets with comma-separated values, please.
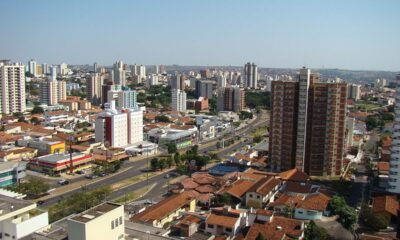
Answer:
[119, 216, 122, 225]
[249, 194, 253, 198]
[111, 221, 114, 229]
[256, 195, 260, 199]
[115, 219, 119, 227]
[225, 228, 232, 232]
[297, 211, 303, 214]
[208, 224, 214, 228]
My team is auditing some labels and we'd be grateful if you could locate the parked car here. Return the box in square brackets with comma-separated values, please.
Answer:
[85, 175, 98, 179]
[76, 170, 86, 175]
[58, 179, 69, 185]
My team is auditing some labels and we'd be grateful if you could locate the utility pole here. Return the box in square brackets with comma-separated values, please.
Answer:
[68, 135, 74, 174]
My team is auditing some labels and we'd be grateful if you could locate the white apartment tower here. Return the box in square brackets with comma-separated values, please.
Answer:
[113, 61, 126, 86]
[388, 74, 400, 193]
[171, 89, 186, 112]
[244, 62, 258, 89]
[107, 89, 138, 110]
[28, 59, 37, 77]
[0, 61, 26, 114]
[95, 101, 143, 148]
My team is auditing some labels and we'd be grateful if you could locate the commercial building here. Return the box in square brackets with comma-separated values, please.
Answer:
[29, 152, 92, 174]
[0, 194, 49, 240]
[68, 202, 124, 240]
[269, 67, 347, 176]
[95, 102, 143, 148]
[0, 61, 26, 114]
[17, 138, 65, 155]
[244, 62, 258, 89]
[217, 86, 245, 112]
[0, 161, 27, 187]
[388, 74, 400, 193]
[87, 73, 104, 105]
[195, 79, 214, 98]
[171, 89, 187, 112]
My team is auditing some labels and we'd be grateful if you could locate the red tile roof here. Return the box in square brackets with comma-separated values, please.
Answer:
[279, 168, 309, 182]
[246, 216, 304, 240]
[372, 195, 399, 217]
[296, 193, 331, 211]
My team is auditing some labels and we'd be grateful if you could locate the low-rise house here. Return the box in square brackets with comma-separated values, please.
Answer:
[131, 191, 196, 228]
[268, 193, 303, 216]
[0, 147, 37, 162]
[280, 182, 319, 196]
[294, 193, 331, 220]
[205, 206, 249, 237]
[372, 195, 399, 222]
[245, 177, 280, 208]
[278, 168, 309, 183]
[171, 214, 203, 238]
[244, 215, 305, 240]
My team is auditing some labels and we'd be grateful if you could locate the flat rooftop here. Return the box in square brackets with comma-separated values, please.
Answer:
[0, 194, 33, 217]
[37, 152, 86, 163]
[70, 202, 122, 223]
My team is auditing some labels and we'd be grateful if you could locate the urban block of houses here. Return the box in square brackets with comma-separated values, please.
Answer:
[131, 191, 196, 228]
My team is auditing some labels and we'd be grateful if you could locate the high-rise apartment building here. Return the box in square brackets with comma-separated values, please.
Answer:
[269, 67, 347, 176]
[388, 74, 400, 193]
[87, 73, 104, 105]
[217, 75, 227, 88]
[146, 74, 159, 88]
[347, 84, 361, 101]
[216, 86, 245, 112]
[113, 61, 126, 86]
[59, 63, 68, 76]
[28, 59, 37, 77]
[40, 79, 67, 106]
[0, 61, 26, 114]
[195, 80, 214, 98]
[170, 74, 186, 90]
[107, 88, 138, 110]
[95, 101, 143, 147]
[244, 62, 258, 89]
[171, 89, 187, 112]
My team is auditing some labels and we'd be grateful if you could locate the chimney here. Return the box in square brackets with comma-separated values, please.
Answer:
[223, 205, 231, 215]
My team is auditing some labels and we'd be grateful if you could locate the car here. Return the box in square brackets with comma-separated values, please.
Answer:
[76, 170, 86, 175]
[37, 200, 45, 205]
[164, 174, 170, 179]
[58, 179, 69, 185]
[98, 173, 107, 177]
[85, 174, 98, 179]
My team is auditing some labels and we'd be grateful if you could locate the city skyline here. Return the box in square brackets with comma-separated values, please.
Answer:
[0, 0, 399, 71]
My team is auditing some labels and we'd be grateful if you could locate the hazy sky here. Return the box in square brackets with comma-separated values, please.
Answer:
[0, 0, 399, 71]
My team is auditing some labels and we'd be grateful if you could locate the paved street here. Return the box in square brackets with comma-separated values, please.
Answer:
[39, 110, 268, 207]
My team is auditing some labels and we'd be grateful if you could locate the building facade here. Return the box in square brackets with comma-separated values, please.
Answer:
[95, 102, 143, 147]
[0, 61, 26, 114]
[244, 62, 258, 89]
[195, 80, 214, 98]
[87, 73, 104, 105]
[388, 74, 400, 193]
[217, 86, 245, 112]
[171, 89, 187, 112]
[269, 67, 347, 176]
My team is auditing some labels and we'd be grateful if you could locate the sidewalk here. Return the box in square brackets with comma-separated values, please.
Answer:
[38, 166, 134, 201]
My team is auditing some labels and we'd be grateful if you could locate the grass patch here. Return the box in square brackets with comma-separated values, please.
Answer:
[114, 184, 156, 204]
[109, 172, 158, 190]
